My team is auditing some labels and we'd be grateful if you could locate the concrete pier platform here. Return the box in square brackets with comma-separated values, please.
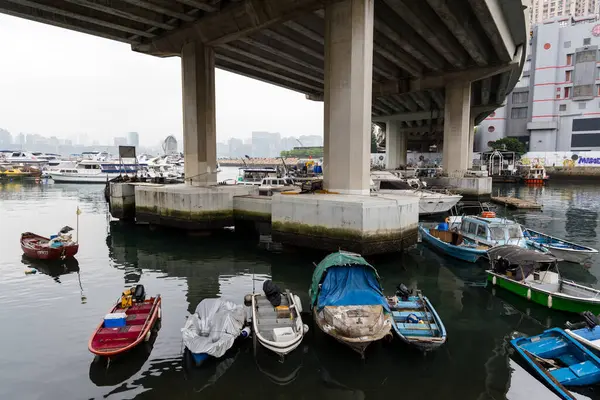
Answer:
[271, 193, 419, 255]
[134, 184, 257, 229]
[422, 177, 492, 200]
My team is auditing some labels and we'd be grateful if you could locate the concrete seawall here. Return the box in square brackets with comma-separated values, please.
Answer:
[546, 167, 600, 180]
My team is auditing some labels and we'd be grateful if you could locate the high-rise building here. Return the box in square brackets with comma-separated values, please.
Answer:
[530, 0, 599, 24]
[114, 137, 127, 146]
[251, 131, 281, 157]
[0, 128, 12, 147]
[476, 16, 600, 152]
[127, 132, 139, 147]
[163, 135, 178, 155]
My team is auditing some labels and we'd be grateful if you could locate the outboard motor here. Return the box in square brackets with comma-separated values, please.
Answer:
[395, 284, 412, 301]
[583, 311, 599, 329]
[133, 284, 146, 303]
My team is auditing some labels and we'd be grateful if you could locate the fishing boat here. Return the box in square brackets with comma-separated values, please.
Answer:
[487, 245, 600, 314]
[89, 285, 161, 358]
[522, 164, 548, 185]
[511, 328, 600, 400]
[251, 280, 307, 357]
[21, 227, 79, 260]
[419, 225, 488, 262]
[181, 298, 248, 366]
[387, 284, 447, 351]
[524, 228, 598, 265]
[309, 251, 393, 358]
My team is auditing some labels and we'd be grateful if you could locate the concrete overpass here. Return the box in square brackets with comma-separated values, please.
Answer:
[2, 0, 530, 254]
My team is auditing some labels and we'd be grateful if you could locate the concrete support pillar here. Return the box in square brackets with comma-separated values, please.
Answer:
[181, 41, 217, 186]
[385, 121, 407, 169]
[467, 117, 475, 169]
[323, 0, 374, 195]
[442, 81, 471, 175]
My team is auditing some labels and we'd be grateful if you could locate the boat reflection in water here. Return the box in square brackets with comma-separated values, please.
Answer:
[21, 255, 80, 282]
[181, 343, 245, 394]
[88, 321, 161, 388]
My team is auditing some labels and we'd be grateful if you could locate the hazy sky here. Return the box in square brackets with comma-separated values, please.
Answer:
[0, 14, 324, 146]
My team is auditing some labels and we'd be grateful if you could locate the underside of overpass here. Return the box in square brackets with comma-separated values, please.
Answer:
[1, 0, 527, 127]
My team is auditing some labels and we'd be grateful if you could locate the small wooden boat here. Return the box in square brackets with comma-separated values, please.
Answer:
[309, 251, 393, 358]
[524, 228, 598, 265]
[387, 285, 447, 351]
[487, 245, 600, 314]
[252, 282, 307, 357]
[21, 231, 79, 260]
[511, 328, 600, 400]
[89, 285, 161, 358]
[419, 225, 487, 262]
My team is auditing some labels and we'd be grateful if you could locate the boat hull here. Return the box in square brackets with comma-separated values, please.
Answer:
[418, 194, 463, 216]
[487, 272, 600, 314]
[523, 178, 547, 185]
[565, 326, 600, 354]
[419, 226, 486, 263]
[21, 233, 79, 260]
[313, 308, 392, 357]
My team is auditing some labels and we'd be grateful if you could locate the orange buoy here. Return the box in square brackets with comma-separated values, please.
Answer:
[481, 211, 496, 218]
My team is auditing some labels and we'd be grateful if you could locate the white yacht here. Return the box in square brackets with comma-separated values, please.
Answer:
[4, 151, 47, 165]
[370, 171, 462, 216]
[49, 159, 144, 183]
[236, 167, 280, 185]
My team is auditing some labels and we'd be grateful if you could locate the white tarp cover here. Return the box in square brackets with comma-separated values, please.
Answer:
[181, 298, 246, 358]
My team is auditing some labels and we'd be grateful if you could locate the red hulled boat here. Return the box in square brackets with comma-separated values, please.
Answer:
[89, 286, 161, 358]
[21, 232, 79, 260]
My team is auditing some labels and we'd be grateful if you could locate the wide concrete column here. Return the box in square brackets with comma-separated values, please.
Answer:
[385, 120, 407, 169]
[442, 81, 471, 175]
[181, 41, 217, 186]
[323, 0, 374, 195]
[467, 116, 475, 169]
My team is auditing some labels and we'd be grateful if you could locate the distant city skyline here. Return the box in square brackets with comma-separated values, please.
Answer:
[0, 14, 324, 146]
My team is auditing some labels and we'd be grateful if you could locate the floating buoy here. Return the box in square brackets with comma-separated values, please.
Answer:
[481, 211, 496, 218]
[24, 268, 37, 275]
[527, 288, 531, 300]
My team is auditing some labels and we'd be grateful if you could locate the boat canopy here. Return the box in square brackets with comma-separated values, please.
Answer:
[310, 251, 388, 311]
[488, 245, 557, 264]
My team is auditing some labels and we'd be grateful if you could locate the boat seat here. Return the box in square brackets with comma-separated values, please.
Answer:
[97, 325, 143, 340]
[125, 314, 148, 325]
[550, 367, 577, 384]
[392, 311, 432, 321]
[520, 337, 569, 359]
[395, 322, 439, 337]
[394, 301, 422, 309]
[557, 354, 579, 366]
[569, 361, 600, 378]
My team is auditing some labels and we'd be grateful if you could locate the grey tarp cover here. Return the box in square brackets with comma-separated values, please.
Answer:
[181, 298, 246, 358]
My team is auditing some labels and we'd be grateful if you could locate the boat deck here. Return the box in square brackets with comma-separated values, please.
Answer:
[254, 295, 295, 341]
[91, 301, 154, 352]
[491, 196, 542, 210]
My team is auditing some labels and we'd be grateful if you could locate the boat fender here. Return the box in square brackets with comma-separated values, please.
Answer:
[527, 288, 531, 300]
[303, 324, 309, 334]
[145, 331, 151, 342]
[547, 295, 553, 309]
[240, 326, 251, 339]
[492, 276, 497, 285]
[157, 307, 161, 320]
[293, 295, 303, 313]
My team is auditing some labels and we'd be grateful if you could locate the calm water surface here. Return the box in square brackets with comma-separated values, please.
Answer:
[1, 176, 600, 400]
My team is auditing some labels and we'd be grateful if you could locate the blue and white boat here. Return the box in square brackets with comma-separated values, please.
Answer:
[419, 225, 488, 262]
[181, 298, 249, 367]
[524, 228, 598, 265]
[387, 285, 447, 351]
[511, 328, 600, 400]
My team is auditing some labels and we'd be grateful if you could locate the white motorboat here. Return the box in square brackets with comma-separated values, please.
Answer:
[251, 282, 307, 357]
[4, 151, 47, 165]
[370, 171, 462, 216]
[49, 159, 144, 183]
[523, 228, 598, 265]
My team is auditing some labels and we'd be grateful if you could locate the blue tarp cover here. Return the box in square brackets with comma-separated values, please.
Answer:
[317, 265, 389, 311]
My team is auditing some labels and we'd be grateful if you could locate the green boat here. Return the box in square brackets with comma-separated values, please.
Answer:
[486, 245, 600, 314]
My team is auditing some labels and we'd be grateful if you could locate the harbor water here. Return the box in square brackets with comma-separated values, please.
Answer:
[1, 172, 600, 399]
